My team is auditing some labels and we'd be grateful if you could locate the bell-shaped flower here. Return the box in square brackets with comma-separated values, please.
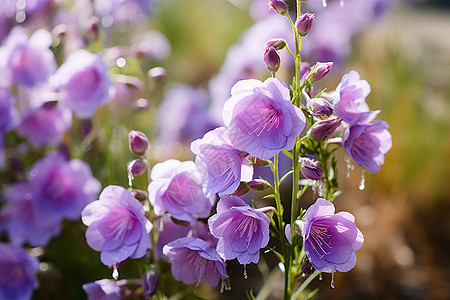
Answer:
[342, 115, 392, 173]
[148, 159, 215, 224]
[208, 195, 271, 265]
[82, 279, 123, 300]
[223, 78, 305, 160]
[191, 127, 253, 197]
[163, 237, 228, 287]
[54, 49, 114, 119]
[81, 185, 153, 265]
[300, 198, 364, 273]
[332, 70, 372, 124]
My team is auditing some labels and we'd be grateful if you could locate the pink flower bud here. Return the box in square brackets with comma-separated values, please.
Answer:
[231, 182, 250, 197]
[309, 117, 342, 141]
[268, 0, 288, 16]
[295, 13, 315, 36]
[263, 47, 281, 73]
[128, 130, 149, 156]
[310, 62, 333, 82]
[300, 158, 323, 181]
[308, 98, 333, 119]
[264, 38, 287, 51]
[127, 159, 148, 177]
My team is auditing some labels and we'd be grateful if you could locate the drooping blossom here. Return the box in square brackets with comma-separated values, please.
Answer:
[223, 78, 306, 160]
[148, 159, 215, 224]
[299, 198, 364, 273]
[82, 279, 124, 300]
[0, 243, 39, 300]
[342, 116, 392, 173]
[332, 70, 372, 124]
[82, 185, 152, 266]
[155, 216, 190, 260]
[208, 195, 271, 265]
[163, 237, 228, 287]
[155, 84, 217, 156]
[16, 101, 72, 146]
[2, 27, 56, 87]
[54, 49, 114, 119]
[191, 127, 253, 197]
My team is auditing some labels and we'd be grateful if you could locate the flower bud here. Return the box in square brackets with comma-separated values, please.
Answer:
[264, 38, 287, 51]
[247, 179, 269, 191]
[127, 159, 148, 177]
[295, 13, 315, 36]
[231, 182, 250, 197]
[147, 67, 167, 82]
[308, 98, 333, 119]
[142, 266, 159, 299]
[263, 47, 281, 73]
[268, 0, 288, 16]
[251, 157, 269, 166]
[310, 62, 333, 82]
[301, 255, 315, 275]
[300, 158, 323, 181]
[308, 117, 342, 141]
[128, 130, 149, 156]
[131, 189, 148, 202]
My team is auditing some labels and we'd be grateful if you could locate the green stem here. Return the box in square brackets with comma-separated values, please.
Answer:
[291, 271, 321, 300]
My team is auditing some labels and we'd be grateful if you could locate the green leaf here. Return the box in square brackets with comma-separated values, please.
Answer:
[282, 149, 294, 159]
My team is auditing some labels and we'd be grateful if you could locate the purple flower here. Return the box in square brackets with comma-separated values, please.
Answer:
[148, 159, 215, 224]
[342, 117, 392, 173]
[223, 78, 306, 160]
[263, 47, 280, 73]
[82, 185, 153, 266]
[155, 216, 190, 260]
[0, 243, 39, 300]
[309, 62, 333, 82]
[17, 101, 72, 146]
[1, 182, 61, 246]
[142, 266, 159, 298]
[301, 198, 364, 273]
[163, 237, 228, 286]
[55, 49, 114, 119]
[155, 84, 217, 156]
[332, 70, 372, 124]
[268, 0, 288, 16]
[307, 97, 333, 119]
[208, 195, 270, 265]
[3, 27, 56, 87]
[300, 157, 323, 181]
[0, 89, 15, 134]
[191, 127, 253, 197]
[29, 152, 101, 223]
[82, 279, 123, 300]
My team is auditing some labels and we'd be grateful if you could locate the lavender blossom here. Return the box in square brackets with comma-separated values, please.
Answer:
[163, 237, 228, 287]
[295, 13, 315, 36]
[1, 182, 62, 247]
[308, 116, 342, 141]
[82, 185, 153, 265]
[342, 117, 392, 173]
[308, 97, 333, 119]
[208, 195, 271, 265]
[332, 70, 372, 124]
[54, 49, 114, 119]
[0, 243, 39, 300]
[223, 78, 306, 160]
[3, 27, 56, 87]
[82, 279, 123, 300]
[301, 198, 364, 273]
[300, 157, 323, 181]
[191, 127, 253, 197]
[16, 101, 72, 147]
[148, 159, 215, 224]
[155, 216, 190, 260]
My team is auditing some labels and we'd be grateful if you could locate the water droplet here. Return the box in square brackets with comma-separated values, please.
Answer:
[220, 278, 231, 293]
[345, 156, 354, 179]
[318, 273, 323, 281]
[331, 272, 335, 288]
[243, 265, 248, 280]
[359, 169, 366, 191]
[302, 273, 306, 278]
[128, 174, 134, 187]
[340, 0, 345, 7]
[112, 264, 119, 280]
[322, 0, 328, 7]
